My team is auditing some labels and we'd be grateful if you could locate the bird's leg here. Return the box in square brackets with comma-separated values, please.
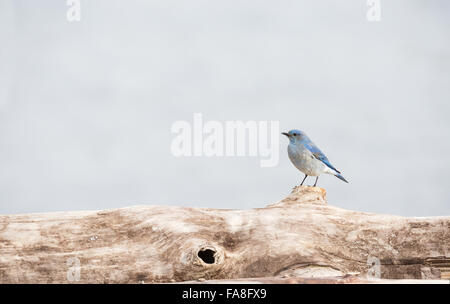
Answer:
[313, 176, 319, 187]
[300, 174, 308, 186]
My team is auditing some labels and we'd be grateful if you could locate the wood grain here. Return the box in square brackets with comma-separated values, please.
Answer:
[0, 186, 448, 283]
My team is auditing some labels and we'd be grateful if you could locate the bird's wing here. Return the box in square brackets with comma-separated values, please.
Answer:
[303, 140, 341, 174]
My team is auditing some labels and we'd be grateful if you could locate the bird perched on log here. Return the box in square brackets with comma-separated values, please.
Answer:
[282, 129, 348, 187]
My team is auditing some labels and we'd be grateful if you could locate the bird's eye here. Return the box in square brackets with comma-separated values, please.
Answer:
[292, 133, 296, 136]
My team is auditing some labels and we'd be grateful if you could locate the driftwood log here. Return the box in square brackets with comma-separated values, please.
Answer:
[0, 186, 449, 283]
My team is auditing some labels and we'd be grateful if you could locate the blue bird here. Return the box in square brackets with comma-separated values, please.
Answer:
[282, 130, 348, 187]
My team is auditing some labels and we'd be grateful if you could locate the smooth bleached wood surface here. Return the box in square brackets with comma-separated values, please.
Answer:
[0, 186, 449, 283]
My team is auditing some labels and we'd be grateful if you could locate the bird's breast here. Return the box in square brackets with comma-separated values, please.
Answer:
[287, 144, 324, 176]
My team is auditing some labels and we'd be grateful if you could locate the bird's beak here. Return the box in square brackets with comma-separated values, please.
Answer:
[281, 132, 289, 137]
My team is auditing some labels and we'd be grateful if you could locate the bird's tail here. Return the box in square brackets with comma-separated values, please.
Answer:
[335, 173, 349, 183]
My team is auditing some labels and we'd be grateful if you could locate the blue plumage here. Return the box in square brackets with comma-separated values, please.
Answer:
[302, 139, 341, 174]
[282, 129, 348, 186]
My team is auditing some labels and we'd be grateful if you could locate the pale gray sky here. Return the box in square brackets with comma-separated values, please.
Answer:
[0, 0, 449, 216]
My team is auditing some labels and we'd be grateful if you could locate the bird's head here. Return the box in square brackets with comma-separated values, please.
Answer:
[281, 129, 305, 144]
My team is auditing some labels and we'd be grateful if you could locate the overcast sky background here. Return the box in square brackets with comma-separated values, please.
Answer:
[0, 0, 449, 216]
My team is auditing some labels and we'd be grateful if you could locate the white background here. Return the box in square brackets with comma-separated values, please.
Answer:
[0, 0, 449, 216]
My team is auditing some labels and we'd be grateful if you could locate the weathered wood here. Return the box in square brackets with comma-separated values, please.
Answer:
[0, 186, 449, 283]
[179, 275, 449, 284]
